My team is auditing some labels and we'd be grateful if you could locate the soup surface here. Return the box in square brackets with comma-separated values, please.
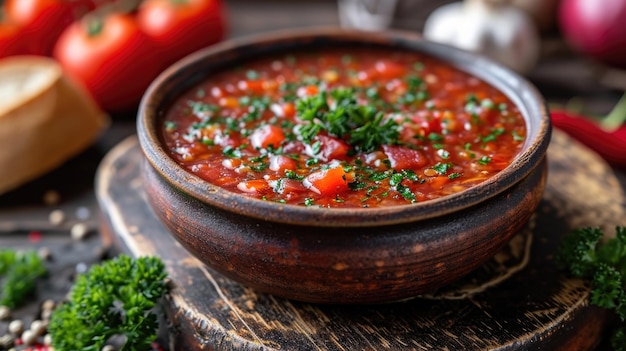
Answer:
[161, 47, 526, 208]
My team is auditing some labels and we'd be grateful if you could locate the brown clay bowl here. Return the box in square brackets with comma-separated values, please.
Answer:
[137, 28, 551, 304]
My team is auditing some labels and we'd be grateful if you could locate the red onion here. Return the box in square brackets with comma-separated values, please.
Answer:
[558, 0, 626, 69]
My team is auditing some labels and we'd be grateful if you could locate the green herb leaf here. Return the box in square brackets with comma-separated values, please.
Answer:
[432, 162, 452, 175]
[478, 156, 492, 165]
[556, 226, 626, 350]
[512, 130, 525, 142]
[482, 127, 505, 143]
[48, 255, 168, 351]
[285, 170, 304, 180]
[223, 146, 242, 159]
[401, 169, 419, 181]
[164, 121, 177, 131]
[294, 88, 400, 152]
[0, 250, 47, 308]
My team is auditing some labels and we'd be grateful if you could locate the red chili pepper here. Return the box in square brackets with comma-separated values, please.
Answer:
[550, 93, 626, 169]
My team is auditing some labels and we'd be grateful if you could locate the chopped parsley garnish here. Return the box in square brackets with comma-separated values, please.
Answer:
[311, 140, 322, 155]
[295, 88, 401, 153]
[385, 170, 421, 203]
[271, 179, 283, 193]
[189, 101, 219, 116]
[250, 162, 268, 172]
[164, 121, 177, 131]
[334, 196, 345, 203]
[397, 76, 429, 107]
[201, 137, 215, 146]
[369, 170, 392, 182]
[464, 94, 479, 111]
[396, 185, 416, 202]
[305, 158, 319, 167]
[246, 70, 260, 80]
[239, 96, 251, 106]
[366, 87, 380, 99]
[478, 156, 492, 165]
[512, 130, 525, 142]
[407, 76, 424, 91]
[401, 169, 419, 181]
[432, 162, 452, 175]
[481, 99, 495, 110]
[437, 149, 450, 159]
[349, 181, 367, 191]
[428, 132, 444, 142]
[285, 170, 304, 180]
[223, 146, 242, 159]
[389, 173, 404, 187]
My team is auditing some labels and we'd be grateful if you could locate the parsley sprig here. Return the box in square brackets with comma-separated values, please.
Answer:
[556, 226, 626, 350]
[295, 87, 401, 153]
[48, 255, 168, 351]
[0, 249, 47, 308]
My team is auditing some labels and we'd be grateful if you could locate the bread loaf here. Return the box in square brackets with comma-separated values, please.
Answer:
[0, 56, 109, 195]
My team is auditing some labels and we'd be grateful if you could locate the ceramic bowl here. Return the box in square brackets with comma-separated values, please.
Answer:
[137, 28, 551, 304]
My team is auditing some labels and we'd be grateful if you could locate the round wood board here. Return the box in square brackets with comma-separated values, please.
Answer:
[96, 130, 626, 351]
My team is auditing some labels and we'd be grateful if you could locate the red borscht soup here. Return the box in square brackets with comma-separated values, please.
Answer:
[161, 47, 526, 208]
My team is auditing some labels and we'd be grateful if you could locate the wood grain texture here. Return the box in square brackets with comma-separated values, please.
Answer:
[96, 130, 626, 351]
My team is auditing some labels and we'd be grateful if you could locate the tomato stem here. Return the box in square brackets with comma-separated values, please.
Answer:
[86, 16, 103, 37]
[601, 93, 626, 131]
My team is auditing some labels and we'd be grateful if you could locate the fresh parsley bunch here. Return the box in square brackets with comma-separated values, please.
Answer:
[556, 226, 626, 350]
[0, 249, 47, 308]
[48, 254, 168, 351]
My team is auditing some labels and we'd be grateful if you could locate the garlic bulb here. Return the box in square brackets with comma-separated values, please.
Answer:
[423, 0, 540, 74]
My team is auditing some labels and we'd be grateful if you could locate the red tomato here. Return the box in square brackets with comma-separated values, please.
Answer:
[269, 155, 297, 173]
[53, 13, 162, 113]
[304, 166, 349, 196]
[0, 22, 29, 58]
[249, 125, 285, 149]
[278, 179, 307, 194]
[382, 145, 428, 170]
[375, 60, 406, 77]
[315, 135, 350, 162]
[429, 176, 449, 189]
[237, 179, 271, 195]
[137, 0, 226, 69]
[237, 79, 266, 94]
[4, 0, 95, 56]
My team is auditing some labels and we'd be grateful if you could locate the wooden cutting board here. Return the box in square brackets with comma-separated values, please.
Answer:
[96, 130, 626, 351]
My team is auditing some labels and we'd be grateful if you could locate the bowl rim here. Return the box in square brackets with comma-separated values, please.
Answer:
[137, 26, 552, 228]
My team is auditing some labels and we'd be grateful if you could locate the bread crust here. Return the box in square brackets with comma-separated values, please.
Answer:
[0, 56, 110, 195]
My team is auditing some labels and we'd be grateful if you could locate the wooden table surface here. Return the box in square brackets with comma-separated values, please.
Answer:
[1, 1, 625, 350]
[96, 129, 623, 351]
